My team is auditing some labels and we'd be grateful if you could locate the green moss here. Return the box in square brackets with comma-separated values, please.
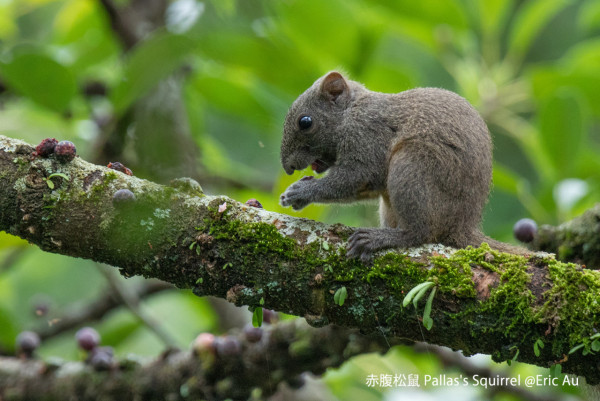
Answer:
[88, 171, 119, 200]
[478, 251, 534, 338]
[534, 260, 600, 354]
[208, 219, 297, 259]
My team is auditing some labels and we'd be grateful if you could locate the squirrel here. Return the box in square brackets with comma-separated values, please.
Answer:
[279, 71, 526, 261]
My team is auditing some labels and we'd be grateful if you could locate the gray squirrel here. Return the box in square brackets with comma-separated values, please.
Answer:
[280, 71, 524, 261]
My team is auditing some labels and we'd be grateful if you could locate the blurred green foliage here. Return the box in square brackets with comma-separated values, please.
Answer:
[1, 0, 598, 399]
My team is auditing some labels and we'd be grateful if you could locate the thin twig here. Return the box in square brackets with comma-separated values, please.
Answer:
[38, 279, 172, 341]
[96, 264, 178, 347]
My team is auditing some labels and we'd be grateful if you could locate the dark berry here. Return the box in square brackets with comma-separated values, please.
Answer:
[89, 347, 114, 370]
[16, 331, 40, 356]
[243, 325, 263, 343]
[513, 218, 538, 243]
[107, 162, 133, 176]
[76, 327, 100, 351]
[262, 309, 278, 324]
[215, 336, 241, 357]
[35, 138, 58, 157]
[192, 333, 215, 355]
[54, 140, 77, 162]
[245, 198, 263, 208]
[300, 176, 314, 181]
[112, 189, 136, 205]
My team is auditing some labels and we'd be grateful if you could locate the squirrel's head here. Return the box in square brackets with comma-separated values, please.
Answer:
[280, 71, 353, 175]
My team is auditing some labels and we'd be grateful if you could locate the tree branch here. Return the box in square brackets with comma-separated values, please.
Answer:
[0, 319, 391, 400]
[2, 134, 600, 384]
[532, 205, 600, 268]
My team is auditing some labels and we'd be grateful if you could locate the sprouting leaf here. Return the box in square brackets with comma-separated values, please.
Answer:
[508, 348, 520, 366]
[592, 339, 600, 352]
[189, 241, 197, 250]
[252, 307, 263, 328]
[402, 282, 435, 307]
[422, 287, 436, 331]
[195, 277, 203, 284]
[45, 179, 55, 190]
[550, 363, 562, 378]
[48, 173, 70, 180]
[413, 283, 433, 308]
[569, 343, 585, 354]
[533, 338, 544, 357]
[259, 297, 265, 306]
[322, 241, 329, 251]
[334, 286, 347, 306]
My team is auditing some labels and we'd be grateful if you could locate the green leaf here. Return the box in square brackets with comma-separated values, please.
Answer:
[539, 88, 587, 176]
[533, 339, 544, 357]
[569, 343, 585, 354]
[45, 179, 54, 190]
[252, 308, 263, 328]
[507, 0, 571, 63]
[189, 241, 197, 250]
[550, 363, 562, 378]
[422, 287, 436, 331]
[111, 32, 196, 112]
[0, 52, 77, 112]
[334, 286, 347, 306]
[48, 173, 70, 180]
[592, 339, 600, 352]
[0, 306, 18, 350]
[492, 164, 520, 195]
[402, 281, 434, 308]
[259, 297, 265, 306]
[412, 283, 432, 308]
[195, 277, 203, 284]
[510, 348, 520, 365]
[322, 241, 329, 251]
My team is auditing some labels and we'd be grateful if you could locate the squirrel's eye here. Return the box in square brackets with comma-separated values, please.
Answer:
[298, 115, 313, 130]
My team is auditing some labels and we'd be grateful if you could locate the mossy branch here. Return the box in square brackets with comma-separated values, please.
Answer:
[2, 135, 600, 384]
[532, 204, 600, 268]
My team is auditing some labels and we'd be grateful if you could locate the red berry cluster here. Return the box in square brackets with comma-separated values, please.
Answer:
[34, 138, 77, 162]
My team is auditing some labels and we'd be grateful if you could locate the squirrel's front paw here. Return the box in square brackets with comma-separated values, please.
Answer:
[347, 229, 381, 263]
[280, 180, 312, 210]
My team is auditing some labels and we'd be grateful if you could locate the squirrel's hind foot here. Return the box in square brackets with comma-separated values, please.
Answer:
[347, 228, 422, 263]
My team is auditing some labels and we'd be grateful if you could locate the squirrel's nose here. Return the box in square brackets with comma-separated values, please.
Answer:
[284, 165, 295, 175]
[282, 158, 295, 175]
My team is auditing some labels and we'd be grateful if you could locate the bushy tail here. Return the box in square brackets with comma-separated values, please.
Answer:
[468, 230, 530, 255]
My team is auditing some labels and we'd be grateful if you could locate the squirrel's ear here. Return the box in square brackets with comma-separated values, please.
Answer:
[320, 72, 348, 103]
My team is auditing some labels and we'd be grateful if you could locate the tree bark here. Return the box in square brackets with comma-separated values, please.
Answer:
[2, 134, 600, 386]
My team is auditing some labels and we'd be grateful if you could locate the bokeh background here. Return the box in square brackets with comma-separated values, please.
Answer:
[1, 0, 599, 399]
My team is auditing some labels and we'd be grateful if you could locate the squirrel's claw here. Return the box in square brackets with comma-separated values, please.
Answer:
[347, 229, 377, 262]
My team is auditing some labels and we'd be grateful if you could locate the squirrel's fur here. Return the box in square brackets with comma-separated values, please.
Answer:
[280, 72, 525, 261]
